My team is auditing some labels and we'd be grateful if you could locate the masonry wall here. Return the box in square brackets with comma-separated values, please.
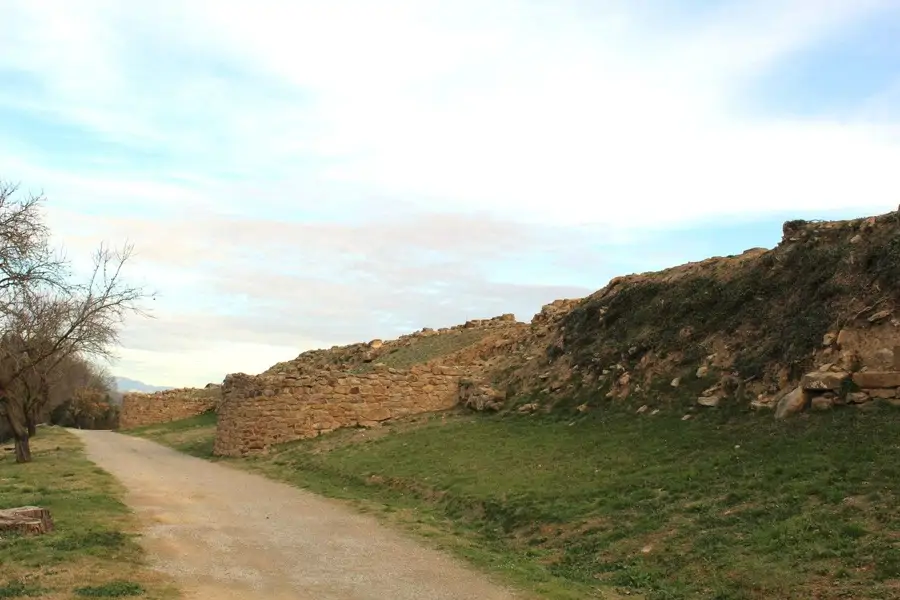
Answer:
[120, 387, 220, 429]
[214, 364, 462, 456]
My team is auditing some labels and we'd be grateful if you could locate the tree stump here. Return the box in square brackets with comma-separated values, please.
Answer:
[0, 506, 54, 536]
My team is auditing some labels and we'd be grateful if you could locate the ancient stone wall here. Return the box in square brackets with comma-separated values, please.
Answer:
[119, 386, 220, 429]
[214, 364, 462, 456]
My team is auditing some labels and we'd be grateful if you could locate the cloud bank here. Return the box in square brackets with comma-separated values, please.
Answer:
[1, 0, 898, 385]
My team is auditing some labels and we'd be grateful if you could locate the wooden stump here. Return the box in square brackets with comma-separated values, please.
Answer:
[0, 506, 54, 536]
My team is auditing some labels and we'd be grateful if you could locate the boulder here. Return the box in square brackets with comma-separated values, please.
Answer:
[853, 371, 900, 389]
[750, 399, 773, 411]
[868, 388, 897, 399]
[847, 392, 871, 404]
[810, 396, 834, 411]
[800, 371, 848, 391]
[459, 380, 505, 412]
[774, 386, 808, 419]
[697, 395, 723, 407]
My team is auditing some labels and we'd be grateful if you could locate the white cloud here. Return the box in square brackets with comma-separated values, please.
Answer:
[2, 0, 900, 384]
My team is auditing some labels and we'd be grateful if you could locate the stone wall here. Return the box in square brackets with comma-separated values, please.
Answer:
[120, 386, 220, 429]
[214, 364, 462, 456]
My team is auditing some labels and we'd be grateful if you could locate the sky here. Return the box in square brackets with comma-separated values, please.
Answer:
[1, 0, 899, 387]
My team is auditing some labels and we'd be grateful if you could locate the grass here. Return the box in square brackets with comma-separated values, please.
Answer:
[125, 411, 217, 458]
[130, 402, 900, 600]
[0, 427, 177, 600]
[352, 328, 492, 373]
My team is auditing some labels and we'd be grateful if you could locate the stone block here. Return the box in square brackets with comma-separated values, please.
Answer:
[800, 371, 848, 391]
[774, 386, 807, 419]
[810, 396, 834, 411]
[868, 388, 897, 399]
[852, 371, 900, 389]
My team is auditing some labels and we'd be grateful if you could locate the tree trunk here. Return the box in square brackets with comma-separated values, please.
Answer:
[26, 413, 36, 437]
[14, 433, 32, 463]
[2, 400, 33, 464]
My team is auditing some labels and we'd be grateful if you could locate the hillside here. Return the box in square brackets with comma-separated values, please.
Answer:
[490, 211, 900, 415]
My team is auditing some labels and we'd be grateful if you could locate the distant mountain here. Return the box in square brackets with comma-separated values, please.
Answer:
[114, 377, 174, 394]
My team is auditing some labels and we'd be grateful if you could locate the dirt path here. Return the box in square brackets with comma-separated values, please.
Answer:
[71, 430, 521, 600]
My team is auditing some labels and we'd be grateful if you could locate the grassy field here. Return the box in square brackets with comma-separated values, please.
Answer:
[0, 427, 177, 599]
[128, 405, 900, 600]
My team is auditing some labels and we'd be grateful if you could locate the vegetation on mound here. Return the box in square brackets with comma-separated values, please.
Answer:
[551, 215, 900, 393]
[352, 328, 493, 373]
[0, 427, 176, 598]
[135, 404, 900, 600]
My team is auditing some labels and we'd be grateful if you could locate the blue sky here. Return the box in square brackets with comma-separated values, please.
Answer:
[1, 0, 899, 387]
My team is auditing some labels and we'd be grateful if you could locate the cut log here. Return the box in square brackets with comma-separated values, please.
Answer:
[0, 506, 54, 536]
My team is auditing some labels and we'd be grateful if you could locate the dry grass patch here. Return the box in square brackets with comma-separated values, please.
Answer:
[0, 427, 177, 599]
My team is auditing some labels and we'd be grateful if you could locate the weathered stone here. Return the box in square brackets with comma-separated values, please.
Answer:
[800, 371, 848, 391]
[822, 332, 837, 346]
[810, 396, 834, 411]
[636, 404, 649, 414]
[847, 392, 870, 404]
[774, 386, 807, 419]
[360, 406, 392, 422]
[836, 329, 852, 348]
[750, 399, 773, 411]
[670, 377, 681, 388]
[696, 365, 709, 378]
[868, 309, 892, 323]
[517, 403, 539, 414]
[868, 388, 897, 399]
[853, 371, 900, 389]
[697, 395, 723, 407]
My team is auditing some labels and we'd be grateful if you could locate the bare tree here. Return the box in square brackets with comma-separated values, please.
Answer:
[0, 180, 152, 463]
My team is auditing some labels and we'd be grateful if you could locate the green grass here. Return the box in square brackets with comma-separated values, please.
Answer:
[352, 328, 491, 373]
[0, 427, 177, 599]
[129, 404, 900, 599]
[74, 581, 145, 597]
[126, 411, 218, 458]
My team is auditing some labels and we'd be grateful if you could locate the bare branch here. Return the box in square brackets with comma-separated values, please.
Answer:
[0, 179, 154, 462]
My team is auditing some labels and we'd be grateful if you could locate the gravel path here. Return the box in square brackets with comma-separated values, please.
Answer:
[72, 430, 521, 600]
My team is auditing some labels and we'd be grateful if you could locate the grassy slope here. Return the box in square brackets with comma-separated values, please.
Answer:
[128, 405, 900, 600]
[353, 328, 492, 373]
[0, 427, 177, 599]
[125, 412, 218, 458]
